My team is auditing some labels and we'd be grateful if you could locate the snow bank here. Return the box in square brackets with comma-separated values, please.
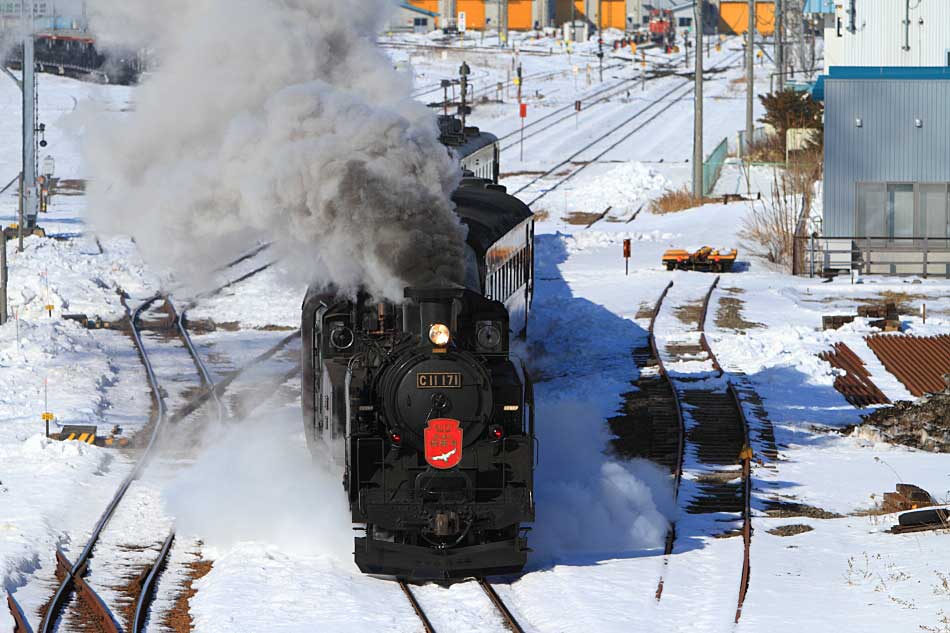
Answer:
[567, 162, 669, 213]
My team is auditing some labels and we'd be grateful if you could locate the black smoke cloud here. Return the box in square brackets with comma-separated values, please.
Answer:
[83, 0, 465, 298]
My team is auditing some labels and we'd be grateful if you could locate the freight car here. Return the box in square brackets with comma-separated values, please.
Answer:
[5, 32, 141, 85]
[301, 175, 535, 580]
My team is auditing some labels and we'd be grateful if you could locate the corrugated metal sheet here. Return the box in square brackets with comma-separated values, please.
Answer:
[823, 78, 950, 237]
[719, 1, 775, 36]
[818, 342, 890, 407]
[824, 0, 950, 73]
[866, 334, 950, 396]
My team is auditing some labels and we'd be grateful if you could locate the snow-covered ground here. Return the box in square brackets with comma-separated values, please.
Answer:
[2, 26, 950, 633]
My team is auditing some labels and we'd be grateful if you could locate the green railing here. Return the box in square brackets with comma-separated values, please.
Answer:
[702, 137, 729, 197]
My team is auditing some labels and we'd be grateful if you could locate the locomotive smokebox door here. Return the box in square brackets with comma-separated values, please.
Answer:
[425, 418, 463, 469]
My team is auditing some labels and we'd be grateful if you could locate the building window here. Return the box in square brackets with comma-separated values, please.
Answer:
[887, 184, 915, 239]
[920, 184, 950, 239]
[856, 182, 950, 241]
[678, 17, 692, 27]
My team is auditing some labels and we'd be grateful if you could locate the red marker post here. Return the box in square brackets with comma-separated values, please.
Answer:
[519, 102, 528, 162]
[623, 238, 632, 276]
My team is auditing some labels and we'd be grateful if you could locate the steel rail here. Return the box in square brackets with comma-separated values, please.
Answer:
[131, 531, 175, 633]
[15, 302, 299, 633]
[6, 594, 31, 633]
[652, 277, 755, 621]
[398, 582, 436, 633]
[175, 306, 225, 424]
[496, 56, 716, 150]
[38, 294, 169, 633]
[648, 281, 684, 601]
[729, 382, 753, 624]
[215, 242, 272, 273]
[512, 51, 744, 207]
[496, 67, 659, 145]
[510, 78, 693, 199]
[477, 579, 526, 633]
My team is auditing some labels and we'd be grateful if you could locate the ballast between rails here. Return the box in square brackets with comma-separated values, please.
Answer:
[397, 579, 526, 633]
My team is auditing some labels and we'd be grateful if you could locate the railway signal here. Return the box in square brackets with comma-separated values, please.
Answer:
[519, 102, 527, 161]
[623, 238, 631, 276]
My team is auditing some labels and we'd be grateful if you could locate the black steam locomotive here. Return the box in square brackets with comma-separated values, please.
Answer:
[301, 167, 535, 579]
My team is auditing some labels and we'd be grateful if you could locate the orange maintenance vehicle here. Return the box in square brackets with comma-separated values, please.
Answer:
[662, 246, 738, 272]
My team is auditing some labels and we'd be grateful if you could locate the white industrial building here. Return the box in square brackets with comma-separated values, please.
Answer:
[820, 0, 950, 73]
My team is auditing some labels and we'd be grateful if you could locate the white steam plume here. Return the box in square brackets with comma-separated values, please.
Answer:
[83, 0, 465, 299]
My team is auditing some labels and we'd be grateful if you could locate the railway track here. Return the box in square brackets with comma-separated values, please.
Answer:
[496, 64, 681, 152]
[399, 579, 526, 633]
[617, 277, 754, 623]
[7, 292, 301, 632]
[509, 50, 744, 208]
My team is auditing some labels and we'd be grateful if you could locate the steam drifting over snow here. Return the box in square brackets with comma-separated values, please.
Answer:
[83, 0, 465, 299]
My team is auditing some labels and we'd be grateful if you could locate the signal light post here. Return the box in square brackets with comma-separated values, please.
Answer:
[519, 102, 527, 161]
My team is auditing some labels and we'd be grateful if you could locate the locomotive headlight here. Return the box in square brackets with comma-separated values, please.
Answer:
[429, 323, 451, 346]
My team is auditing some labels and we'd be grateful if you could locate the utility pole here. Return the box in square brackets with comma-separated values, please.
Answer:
[775, 0, 784, 80]
[745, 0, 755, 156]
[1, 229, 7, 325]
[21, 0, 39, 234]
[501, 0, 508, 47]
[692, 0, 704, 199]
[445, 0, 457, 30]
[597, 1, 604, 83]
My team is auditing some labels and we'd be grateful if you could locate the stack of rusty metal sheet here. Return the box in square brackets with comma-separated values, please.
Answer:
[866, 334, 950, 397]
[818, 342, 891, 407]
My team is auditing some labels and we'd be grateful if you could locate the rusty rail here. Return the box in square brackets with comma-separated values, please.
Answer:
[36, 295, 171, 633]
[55, 551, 121, 633]
[6, 594, 31, 633]
[132, 531, 175, 633]
[477, 579, 526, 633]
[866, 334, 950, 397]
[818, 342, 890, 407]
[397, 582, 435, 633]
[698, 276, 723, 373]
[729, 383, 753, 624]
[650, 277, 755, 623]
[649, 281, 685, 602]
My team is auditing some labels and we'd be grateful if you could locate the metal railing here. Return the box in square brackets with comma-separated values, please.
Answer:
[795, 235, 950, 278]
[702, 137, 729, 197]
[737, 126, 770, 158]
